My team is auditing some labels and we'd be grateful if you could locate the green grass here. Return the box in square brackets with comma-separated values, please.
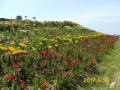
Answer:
[78, 38, 120, 90]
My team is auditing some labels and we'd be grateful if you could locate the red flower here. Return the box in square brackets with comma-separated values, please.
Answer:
[52, 48, 55, 50]
[57, 71, 61, 74]
[93, 62, 96, 65]
[15, 64, 19, 68]
[95, 52, 99, 55]
[45, 49, 48, 54]
[52, 52, 55, 55]
[66, 57, 71, 62]
[10, 64, 14, 67]
[15, 64, 21, 72]
[33, 64, 37, 69]
[40, 52, 44, 56]
[69, 63, 74, 67]
[17, 80, 22, 85]
[64, 49, 67, 52]
[5, 75, 11, 80]
[44, 53, 47, 57]
[90, 57, 95, 62]
[24, 84, 28, 88]
[56, 55, 60, 58]
[16, 59, 20, 63]
[69, 51, 72, 54]
[62, 78, 64, 81]
[75, 59, 80, 63]
[87, 68, 92, 73]
[43, 60, 47, 64]
[10, 59, 14, 61]
[10, 75, 16, 80]
[22, 52, 28, 56]
[56, 74, 60, 77]
[15, 53, 20, 56]
[41, 83, 47, 87]
[61, 61, 66, 64]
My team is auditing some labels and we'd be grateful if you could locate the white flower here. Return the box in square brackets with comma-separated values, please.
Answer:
[110, 82, 116, 88]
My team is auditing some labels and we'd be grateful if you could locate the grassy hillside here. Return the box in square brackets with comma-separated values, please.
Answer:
[0, 20, 119, 90]
[78, 38, 120, 90]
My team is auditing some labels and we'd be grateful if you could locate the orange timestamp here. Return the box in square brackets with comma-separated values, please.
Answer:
[83, 77, 109, 83]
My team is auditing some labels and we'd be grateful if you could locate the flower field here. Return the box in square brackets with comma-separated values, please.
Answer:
[0, 20, 119, 90]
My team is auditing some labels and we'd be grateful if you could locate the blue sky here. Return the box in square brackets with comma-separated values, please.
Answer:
[0, 0, 120, 34]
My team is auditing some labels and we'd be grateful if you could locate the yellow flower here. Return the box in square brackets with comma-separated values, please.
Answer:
[39, 43, 43, 45]
[9, 47, 15, 51]
[16, 47, 20, 50]
[5, 51, 12, 55]
[0, 46, 7, 50]
[75, 40, 78, 43]
[48, 46, 52, 49]
[51, 39, 56, 42]
[10, 41, 15, 45]
[11, 50, 27, 54]
[25, 40, 29, 43]
[12, 21, 16, 25]
[19, 43, 27, 48]
[54, 44, 58, 47]
[0, 43, 3, 46]
[32, 47, 36, 51]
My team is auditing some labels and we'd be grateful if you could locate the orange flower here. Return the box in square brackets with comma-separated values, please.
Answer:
[5, 75, 11, 80]
[66, 71, 70, 75]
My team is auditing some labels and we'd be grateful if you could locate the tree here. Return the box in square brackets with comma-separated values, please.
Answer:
[24, 16, 27, 19]
[24, 16, 27, 20]
[16, 15, 22, 20]
[32, 17, 36, 20]
[0, 18, 5, 21]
